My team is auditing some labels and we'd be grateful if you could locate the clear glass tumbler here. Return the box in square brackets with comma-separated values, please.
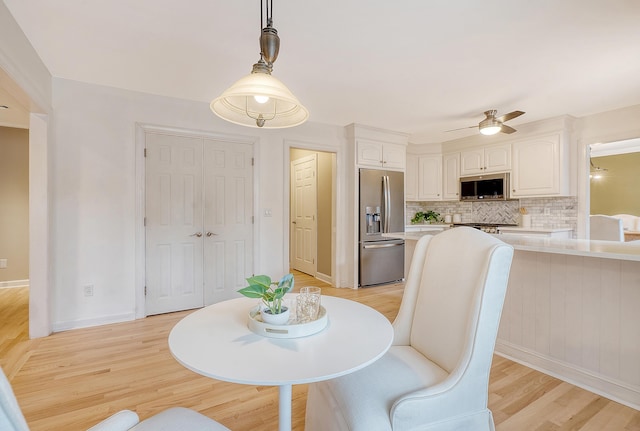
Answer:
[296, 286, 321, 323]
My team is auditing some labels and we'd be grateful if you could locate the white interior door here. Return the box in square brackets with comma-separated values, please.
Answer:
[145, 132, 254, 315]
[203, 139, 253, 304]
[145, 133, 204, 315]
[291, 155, 317, 275]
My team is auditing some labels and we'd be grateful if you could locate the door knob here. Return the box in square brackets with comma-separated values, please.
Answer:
[292, 221, 297, 224]
[190, 232, 203, 237]
[206, 232, 216, 237]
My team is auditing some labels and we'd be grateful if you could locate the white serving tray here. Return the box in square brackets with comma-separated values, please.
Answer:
[248, 305, 328, 338]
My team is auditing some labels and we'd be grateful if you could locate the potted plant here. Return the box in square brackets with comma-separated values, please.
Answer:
[238, 273, 295, 325]
[411, 210, 442, 224]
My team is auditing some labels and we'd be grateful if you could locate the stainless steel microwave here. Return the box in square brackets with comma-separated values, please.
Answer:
[459, 173, 510, 201]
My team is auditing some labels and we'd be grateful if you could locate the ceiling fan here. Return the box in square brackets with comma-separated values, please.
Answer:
[446, 110, 525, 135]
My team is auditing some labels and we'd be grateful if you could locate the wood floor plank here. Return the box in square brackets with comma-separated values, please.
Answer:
[1, 273, 638, 430]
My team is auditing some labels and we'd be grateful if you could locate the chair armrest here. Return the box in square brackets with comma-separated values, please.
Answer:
[86, 410, 140, 431]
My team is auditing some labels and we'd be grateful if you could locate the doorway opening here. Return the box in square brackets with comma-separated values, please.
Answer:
[289, 148, 336, 285]
[588, 138, 640, 240]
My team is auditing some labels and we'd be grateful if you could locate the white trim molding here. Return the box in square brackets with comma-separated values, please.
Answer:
[0, 279, 29, 288]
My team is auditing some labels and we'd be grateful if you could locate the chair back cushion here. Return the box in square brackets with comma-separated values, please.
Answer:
[0, 367, 30, 431]
[590, 214, 624, 241]
[409, 227, 512, 373]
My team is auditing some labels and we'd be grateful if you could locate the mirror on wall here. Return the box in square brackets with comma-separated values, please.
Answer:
[589, 138, 640, 241]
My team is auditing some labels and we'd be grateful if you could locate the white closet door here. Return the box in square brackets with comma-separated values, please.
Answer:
[291, 154, 317, 276]
[145, 133, 204, 315]
[203, 139, 254, 305]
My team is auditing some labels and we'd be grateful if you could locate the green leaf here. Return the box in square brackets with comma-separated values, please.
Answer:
[278, 273, 294, 293]
[237, 284, 267, 299]
[246, 275, 272, 289]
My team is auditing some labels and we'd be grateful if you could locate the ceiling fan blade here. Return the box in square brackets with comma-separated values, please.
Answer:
[496, 110, 525, 123]
[500, 125, 517, 134]
[445, 125, 477, 132]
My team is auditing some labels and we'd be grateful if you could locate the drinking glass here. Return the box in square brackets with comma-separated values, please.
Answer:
[296, 286, 321, 323]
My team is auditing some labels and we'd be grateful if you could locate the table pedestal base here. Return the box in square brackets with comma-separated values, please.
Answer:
[279, 384, 292, 431]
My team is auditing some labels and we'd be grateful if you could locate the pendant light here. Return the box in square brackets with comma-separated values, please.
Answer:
[211, 0, 308, 128]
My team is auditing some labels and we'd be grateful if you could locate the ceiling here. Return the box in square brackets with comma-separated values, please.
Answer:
[3, 0, 640, 143]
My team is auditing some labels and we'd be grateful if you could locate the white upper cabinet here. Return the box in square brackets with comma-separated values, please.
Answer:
[357, 140, 406, 170]
[460, 143, 511, 176]
[511, 132, 569, 197]
[442, 152, 460, 200]
[418, 155, 442, 200]
[405, 156, 418, 200]
[405, 154, 443, 201]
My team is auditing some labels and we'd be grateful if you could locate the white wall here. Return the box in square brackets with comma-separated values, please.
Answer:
[575, 104, 640, 237]
[51, 78, 350, 330]
[0, 3, 53, 338]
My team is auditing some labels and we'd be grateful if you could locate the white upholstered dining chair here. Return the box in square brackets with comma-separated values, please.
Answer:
[1, 366, 230, 431]
[590, 214, 624, 241]
[305, 227, 514, 431]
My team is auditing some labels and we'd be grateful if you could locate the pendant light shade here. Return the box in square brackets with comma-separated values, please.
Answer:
[210, 0, 308, 129]
[211, 67, 309, 129]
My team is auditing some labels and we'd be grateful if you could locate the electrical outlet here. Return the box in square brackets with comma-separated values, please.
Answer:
[0, 259, 7, 269]
[264, 208, 272, 217]
[83, 284, 94, 297]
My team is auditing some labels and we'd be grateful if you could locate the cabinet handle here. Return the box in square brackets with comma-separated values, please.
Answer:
[513, 189, 516, 192]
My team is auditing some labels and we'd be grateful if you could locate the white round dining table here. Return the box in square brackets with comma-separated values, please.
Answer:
[168, 294, 394, 431]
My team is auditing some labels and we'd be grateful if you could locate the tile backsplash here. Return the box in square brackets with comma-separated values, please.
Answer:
[407, 196, 578, 236]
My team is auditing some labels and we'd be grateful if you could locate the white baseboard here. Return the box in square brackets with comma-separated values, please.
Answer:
[52, 312, 136, 333]
[495, 339, 640, 411]
[0, 279, 29, 288]
[315, 271, 333, 286]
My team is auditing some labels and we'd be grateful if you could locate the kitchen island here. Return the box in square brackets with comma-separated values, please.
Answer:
[386, 231, 640, 409]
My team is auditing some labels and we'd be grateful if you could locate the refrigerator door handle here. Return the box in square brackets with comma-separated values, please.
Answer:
[383, 175, 391, 233]
[363, 242, 404, 249]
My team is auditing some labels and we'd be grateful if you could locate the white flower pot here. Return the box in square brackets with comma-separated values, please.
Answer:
[260, 306, 290, 325]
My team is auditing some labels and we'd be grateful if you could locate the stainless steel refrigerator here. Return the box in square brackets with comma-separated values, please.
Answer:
[359, 168, 405, 287]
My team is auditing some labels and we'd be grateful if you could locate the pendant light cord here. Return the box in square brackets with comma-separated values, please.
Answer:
[260, 0, 273, 29]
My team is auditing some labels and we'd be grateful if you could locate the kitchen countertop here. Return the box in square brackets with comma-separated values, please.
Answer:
[405, 224, 450, 229]
[384, 231, 640, 261]
[496, 226, 573, 233]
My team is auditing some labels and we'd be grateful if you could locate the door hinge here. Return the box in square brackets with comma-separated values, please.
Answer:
[144, 148, 147, 157]
[251, 157, 254, 166]
[143, 217, 146, 226]
[252, 216, 254, 224]
[144, 286, 147, 296]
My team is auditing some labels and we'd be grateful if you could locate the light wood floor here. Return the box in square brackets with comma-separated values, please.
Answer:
[1, 274, 639, 430]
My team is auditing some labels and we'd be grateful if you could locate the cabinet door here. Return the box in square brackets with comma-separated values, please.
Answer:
[484, 144, 511, 172]
[405, 156, 418, 200]
[512, 134, 560, 197]
[442, 152, 460, 200]
[417, 155, 442, 200]
[460, 149, 484, 176]
[356, 140, 383, 167]
[382, 143, 406, 170]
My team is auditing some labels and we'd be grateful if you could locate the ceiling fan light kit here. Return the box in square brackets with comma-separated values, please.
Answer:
[447, 109, 525, 136]
[210, 0, 308, 129]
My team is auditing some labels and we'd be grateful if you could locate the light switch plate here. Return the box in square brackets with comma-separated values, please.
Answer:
[0, 259, 7, 269]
